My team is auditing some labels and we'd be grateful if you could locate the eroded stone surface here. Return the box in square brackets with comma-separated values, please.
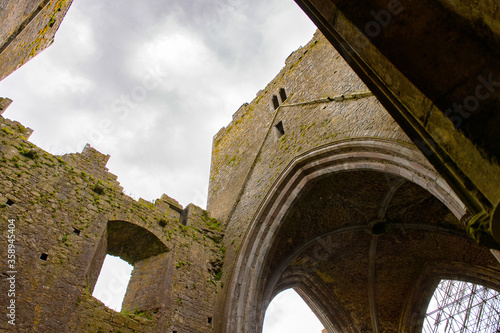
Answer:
[1, 3, 500, 330]
[0, 116, 224, 332]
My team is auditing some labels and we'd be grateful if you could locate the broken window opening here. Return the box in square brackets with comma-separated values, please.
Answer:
[87, 220, 169, 315]
[92, 254, 133, 311]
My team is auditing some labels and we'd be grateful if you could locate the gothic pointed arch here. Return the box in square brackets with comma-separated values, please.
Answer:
[223, 138, 499, 332]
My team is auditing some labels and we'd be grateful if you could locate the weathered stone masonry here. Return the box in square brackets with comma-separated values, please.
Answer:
[0, 111, 224, 332]
[207, 32, 500, 332]
[2, 1, 500, 331]
[0, 0, 74, 81]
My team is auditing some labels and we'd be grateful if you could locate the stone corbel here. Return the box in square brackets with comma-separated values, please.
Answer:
[467, 203, 500, 250]
[490, 201, 500, 244]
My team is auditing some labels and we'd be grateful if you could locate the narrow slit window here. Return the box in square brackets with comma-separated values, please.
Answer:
[279, 88, 287, 103]
[275, 121, 285, 137]
[272, 95, 279, 110]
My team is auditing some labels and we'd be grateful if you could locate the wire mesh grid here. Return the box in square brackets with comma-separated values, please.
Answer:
[423, 279, 500, 333]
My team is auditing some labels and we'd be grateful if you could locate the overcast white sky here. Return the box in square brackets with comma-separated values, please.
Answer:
[1, 0, 318, 209]
[0, 0, 324, 331]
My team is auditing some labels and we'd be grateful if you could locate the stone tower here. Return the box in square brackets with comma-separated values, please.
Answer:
[206, 32, 500, 332]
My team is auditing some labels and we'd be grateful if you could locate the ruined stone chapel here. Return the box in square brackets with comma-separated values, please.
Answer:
[1, 0, 500, 332]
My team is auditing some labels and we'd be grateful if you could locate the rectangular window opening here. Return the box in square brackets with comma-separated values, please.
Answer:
[93, 254, 133, 312]
[272, 95, 279, 110]
[279, 88, 287, 103]
[275, 121, 285, 137]
[40, 253, 48, 261]
[6, 199, 14, 206]
[73, 227, 81, 235]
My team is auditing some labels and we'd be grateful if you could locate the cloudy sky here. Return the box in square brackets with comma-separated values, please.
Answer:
[0, 0, 324, 331]
[1, 0, 318, 209]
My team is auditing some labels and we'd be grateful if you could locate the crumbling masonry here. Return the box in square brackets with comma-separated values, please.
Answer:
[1, 1, 500, 332]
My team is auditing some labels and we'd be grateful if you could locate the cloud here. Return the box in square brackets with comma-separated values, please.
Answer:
[0, 0, 326, 328]
[0, 0, 316, 209]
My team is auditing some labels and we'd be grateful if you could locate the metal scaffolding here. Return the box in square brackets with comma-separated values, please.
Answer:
[423, 279, 500, 333]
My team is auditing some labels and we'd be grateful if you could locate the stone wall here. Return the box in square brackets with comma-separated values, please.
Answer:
[0, 0, 73, 81]
[0, 113, 224, 332]
[207, 30, 411, 330]
[1, 13, 496, 329]
[207, 30, 500, 332]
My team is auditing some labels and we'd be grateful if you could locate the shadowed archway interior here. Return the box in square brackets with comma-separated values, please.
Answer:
[257, 171, 500, 332]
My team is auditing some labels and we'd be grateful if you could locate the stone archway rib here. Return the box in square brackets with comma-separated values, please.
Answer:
[223, 138, 466, 333]
[269, 268, 361, 333]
